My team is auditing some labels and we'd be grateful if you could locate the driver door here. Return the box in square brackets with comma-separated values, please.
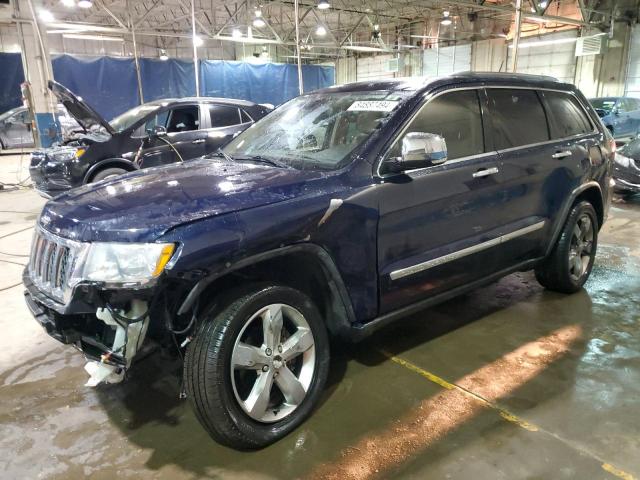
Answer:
[376, 88, 509, 314]
[139, 104, 206, 167]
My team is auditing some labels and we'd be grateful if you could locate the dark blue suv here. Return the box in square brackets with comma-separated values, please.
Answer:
[23, 72, 613, 449]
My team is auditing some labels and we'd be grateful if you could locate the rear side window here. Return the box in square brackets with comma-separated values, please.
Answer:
[486, 89, 549, 149]
[543, 91, 593, 138]
[209, 105, 241, 128]
[394, 89, 485, 160]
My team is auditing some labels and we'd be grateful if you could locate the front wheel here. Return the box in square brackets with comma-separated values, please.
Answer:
[91, 167, 127, 183]
[535, 201, 598, 293]
[184, 285, 330, 449]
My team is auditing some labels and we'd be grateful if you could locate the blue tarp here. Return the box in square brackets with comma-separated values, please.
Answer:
[51, 55, 335, 121]
[0, 53, 25, 115]
[52, 55, 141, 121]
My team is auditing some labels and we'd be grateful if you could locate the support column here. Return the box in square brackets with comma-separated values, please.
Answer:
[13, 0, 58, 148]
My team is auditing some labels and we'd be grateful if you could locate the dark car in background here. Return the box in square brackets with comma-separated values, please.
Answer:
[29, 81, 272, 197]
[590, 96, 640, 139]
[0, 104, 79, 150]
[612, 136, 640, 194]
[24, 73, 612, 449]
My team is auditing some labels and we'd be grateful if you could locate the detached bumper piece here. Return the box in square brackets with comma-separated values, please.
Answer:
[23, 271, 151, 387]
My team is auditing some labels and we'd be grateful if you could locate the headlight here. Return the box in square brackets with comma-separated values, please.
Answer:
[614, 153, 631, 168]
[81, 242, 176, 284]
[49, 147, 79, 162]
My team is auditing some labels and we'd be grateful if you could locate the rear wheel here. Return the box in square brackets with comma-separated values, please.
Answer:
[184, 285, 330, 449]
[90, 167, 127, 183]
[535, 201, 598, 293]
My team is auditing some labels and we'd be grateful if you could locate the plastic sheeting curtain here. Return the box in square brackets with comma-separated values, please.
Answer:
[51, 55, 335, 120]
[0, 53, 25, 115]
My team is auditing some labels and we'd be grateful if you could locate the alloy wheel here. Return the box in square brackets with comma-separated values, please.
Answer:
[230, 303, 316, 423]
[568, 213, 594, 281]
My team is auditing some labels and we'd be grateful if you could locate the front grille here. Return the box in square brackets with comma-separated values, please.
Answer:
[29, 228, 81, 304]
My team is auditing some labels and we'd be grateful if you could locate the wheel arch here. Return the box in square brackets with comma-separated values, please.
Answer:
[177, 244, 358, 338]
[545, 181, 604, 257]
[83, 158, 136, 184]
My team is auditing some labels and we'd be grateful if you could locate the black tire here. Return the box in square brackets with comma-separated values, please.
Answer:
[184, 285, 330, 449]
[90, 167, 127, 183]
[535, 201, 598, 293]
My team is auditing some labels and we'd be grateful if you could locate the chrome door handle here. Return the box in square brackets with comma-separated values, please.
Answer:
[473, 167, 499, 178]
[192, 139, 206, 144]
[552, 150, 572, 159]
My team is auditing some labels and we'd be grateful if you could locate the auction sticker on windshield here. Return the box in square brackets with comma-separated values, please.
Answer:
[347, 100, 399, 112]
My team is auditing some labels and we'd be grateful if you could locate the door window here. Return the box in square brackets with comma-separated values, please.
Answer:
[543, 91, 593, 138]
[167, 106, 199, 133]
[240, 109, 253, 123]
[486, 89, 549, 149]
[208, 105, 241, 128]
[389, 89, 485, 161]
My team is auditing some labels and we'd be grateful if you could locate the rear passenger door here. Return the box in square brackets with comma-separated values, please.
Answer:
[201, 104, 251, 155]
[488, 88, 595, 265]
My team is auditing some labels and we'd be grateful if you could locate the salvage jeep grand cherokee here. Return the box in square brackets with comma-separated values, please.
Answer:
[24, 73, 613, 449]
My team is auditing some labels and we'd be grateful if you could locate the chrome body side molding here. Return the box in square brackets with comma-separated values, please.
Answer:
[390, 221, 546, 281]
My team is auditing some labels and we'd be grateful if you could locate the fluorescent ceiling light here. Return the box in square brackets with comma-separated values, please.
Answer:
[61, 0, 75, 6]
[254, 9, 262, 17]
[317, 0, 330, 9]
[39, 9, 55, 23]
[63, 33, 124, 41]
[343, 45, 387, 52]
[231, 28, 243, 38]
[315, 25, 327, 36]
[509, 37, 577, 48]
[77, 0, 93, 8]
[193, 35, 204, 46]
[253, 18, 266, 28]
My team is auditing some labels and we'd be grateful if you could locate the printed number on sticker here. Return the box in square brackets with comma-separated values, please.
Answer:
[347, 101, 399, 112]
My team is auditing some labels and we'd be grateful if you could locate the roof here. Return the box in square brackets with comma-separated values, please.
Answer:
[314, 72, 572, 96]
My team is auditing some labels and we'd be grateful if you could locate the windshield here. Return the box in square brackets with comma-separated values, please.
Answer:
[223, 91, 409, 170]
[590, 98, 617, 115]
[110, 104, 162, 132]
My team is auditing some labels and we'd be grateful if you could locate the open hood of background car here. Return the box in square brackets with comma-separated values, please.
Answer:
[48, 80, 115, 135]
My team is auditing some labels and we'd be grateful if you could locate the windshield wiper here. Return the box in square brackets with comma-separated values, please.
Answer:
[208, 148, 234, 162]
[208, 149, 291, 169]
[232, 154, 292, 169]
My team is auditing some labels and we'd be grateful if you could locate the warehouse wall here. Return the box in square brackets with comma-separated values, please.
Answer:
[624, 24, 640, 97]
[506, 30, 578, 83]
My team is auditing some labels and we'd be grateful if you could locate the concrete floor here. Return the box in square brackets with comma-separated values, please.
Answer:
[1, 151, 639, 479]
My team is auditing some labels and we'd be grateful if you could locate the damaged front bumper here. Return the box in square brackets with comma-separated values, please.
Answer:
[23, 268, 155, 386]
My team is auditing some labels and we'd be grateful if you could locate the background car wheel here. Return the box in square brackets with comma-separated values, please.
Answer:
[90, 167, 127, 183]
[184, 285, 330, 449]
[535, 201, 598, 293]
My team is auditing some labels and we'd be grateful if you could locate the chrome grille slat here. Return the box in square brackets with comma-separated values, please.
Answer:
[28, 228, 82, 304]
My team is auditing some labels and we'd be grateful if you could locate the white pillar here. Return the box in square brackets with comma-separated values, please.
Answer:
[14, 0, 58, 147]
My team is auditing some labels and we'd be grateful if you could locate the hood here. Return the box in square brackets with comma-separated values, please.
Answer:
[48, 81, 115, 135]
[39, 158, 329, 242]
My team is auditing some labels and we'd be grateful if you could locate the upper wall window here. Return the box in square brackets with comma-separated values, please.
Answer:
[543, 91, 593, 138]
[486, 89, 549, 150]
[391, 89, 485, 161]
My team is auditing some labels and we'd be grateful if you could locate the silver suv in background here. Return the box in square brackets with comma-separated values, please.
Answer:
[0, 105, 80, 150]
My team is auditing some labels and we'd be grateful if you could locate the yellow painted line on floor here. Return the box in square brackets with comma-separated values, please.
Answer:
[380, 350, 637, 480]
[603, 463, 637, 480]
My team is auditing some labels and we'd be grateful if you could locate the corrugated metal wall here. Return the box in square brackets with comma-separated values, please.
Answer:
[507, 30, 578, 83]
[625, 24, 640, 98]
[423, 44, 472, 77]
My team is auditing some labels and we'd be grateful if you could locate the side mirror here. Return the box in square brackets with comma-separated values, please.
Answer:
[146, 125, 167, 138]
[384, 132, 448, 173]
